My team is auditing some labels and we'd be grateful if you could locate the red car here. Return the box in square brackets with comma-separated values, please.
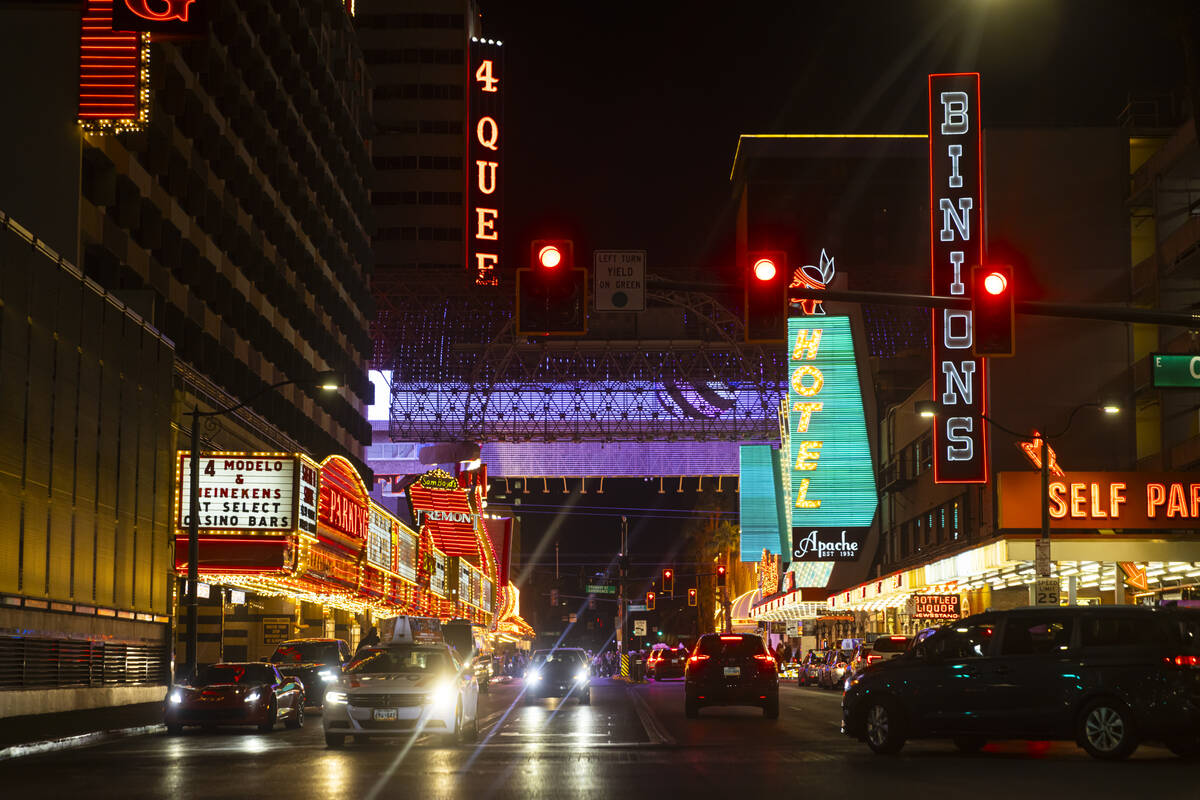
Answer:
[165, 663, 305, 733]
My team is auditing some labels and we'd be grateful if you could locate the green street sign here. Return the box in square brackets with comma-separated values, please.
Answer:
[586, 584, 616, 594]
[1151, 354, 1200, 388]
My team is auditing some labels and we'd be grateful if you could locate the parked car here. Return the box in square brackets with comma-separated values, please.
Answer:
[442, 619, 495, 694]
[818, 648, 855, 689]
[525, 647, 592, 704]
[842, 606, 1200, 760]
[684, 633, 779, 718]
[165, 662, 304, 734]
[322, 641, 478, 747]
[847, 636, 911, 683]
[268, 638, 351, 707]
[799, 650, 827, 687]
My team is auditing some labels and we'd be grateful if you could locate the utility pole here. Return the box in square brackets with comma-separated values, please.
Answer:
[618, 515, 628, 657]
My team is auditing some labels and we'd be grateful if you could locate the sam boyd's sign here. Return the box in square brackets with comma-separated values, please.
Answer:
[791, 527, 866, 562]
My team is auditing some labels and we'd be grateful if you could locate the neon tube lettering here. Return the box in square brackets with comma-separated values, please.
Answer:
[949, 251, 965, 295]
[947, 144, 964, 188]
[1147, 482, 1166, 518]
[474, 208, 498, 240]
[941, 361, 975, 404]
[476, 117, 499, 150]
[1048, 482, 1067, 518]
[476, 160, 498, 194]
[945, 417, 973, 461]
[940, 91, 969, 134]
[939, 197, 973, 241]
[943, 310, 972, 349]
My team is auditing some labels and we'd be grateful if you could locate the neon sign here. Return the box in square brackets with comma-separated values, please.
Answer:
[788, 248, 835, 316]
[122, 0, 194, 22]
[929, 73, 988, 483]
[786, 316, 877, 527]
[997, 471, 1200, 529]
[468, 38, 503, 286]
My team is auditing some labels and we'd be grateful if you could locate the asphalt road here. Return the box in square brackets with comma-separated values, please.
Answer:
[0, 677, 1195, 798]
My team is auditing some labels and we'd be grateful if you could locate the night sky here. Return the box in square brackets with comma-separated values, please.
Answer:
[478, 1, 1183, 570]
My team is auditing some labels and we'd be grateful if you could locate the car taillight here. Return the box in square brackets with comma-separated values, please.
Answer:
[867, 655, 882, 664]
[688, 654, 709, 664]
[719, 635, 742, 642]
[1165, 654, 1200, 668]
[754, 654, 776, 670]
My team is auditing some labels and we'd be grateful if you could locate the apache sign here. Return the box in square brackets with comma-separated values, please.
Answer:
[790, 528, 866, 562]
[929, 72, 988, 484]
[998, 471, 1200, 529]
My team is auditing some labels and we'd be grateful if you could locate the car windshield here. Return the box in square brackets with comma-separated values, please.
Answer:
[695, 635, 769, 657]
[871, 637, 910, 653]
[270, 642, 341, 666]
[531, 650, 584, 666]
[195, 664, 276, 685]
[345, 646, 451, 675]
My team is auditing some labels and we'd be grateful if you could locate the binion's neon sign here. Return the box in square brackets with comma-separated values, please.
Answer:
[929, 73, 988, 483]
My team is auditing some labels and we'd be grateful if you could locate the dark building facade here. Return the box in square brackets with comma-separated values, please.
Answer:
[0, 0, 374, 715]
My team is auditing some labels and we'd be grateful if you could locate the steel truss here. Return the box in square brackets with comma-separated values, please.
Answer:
[382, 282, 786, 443]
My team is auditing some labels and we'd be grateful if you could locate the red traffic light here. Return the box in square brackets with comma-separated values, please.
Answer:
[752, 258, 777, 282]
[664, 569, 672, 579]
[538, 244, 562, 269]
[983, 270, 1008, 296]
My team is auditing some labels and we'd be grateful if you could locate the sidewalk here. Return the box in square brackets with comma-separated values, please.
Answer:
[0, 702, 165, 761]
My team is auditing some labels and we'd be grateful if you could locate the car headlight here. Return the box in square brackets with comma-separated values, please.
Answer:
[575, 670, 588, 684]
[427, 682, 457, 715]
[325, 690, 348, 705]
[527, 670, 542, 683]
[319, 670, 338, 681]
[244, 689, 260, 703]
[168, 690, 184, 705]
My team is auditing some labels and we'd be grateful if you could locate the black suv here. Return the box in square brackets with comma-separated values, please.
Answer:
[842, 606, 1200, 760]
[268, 638, 351, 707]
[684, 633, 779, 718]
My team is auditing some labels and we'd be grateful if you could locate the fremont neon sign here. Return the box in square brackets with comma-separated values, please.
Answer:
[929, 73, 988, 483]
[787, 316, 877, 528]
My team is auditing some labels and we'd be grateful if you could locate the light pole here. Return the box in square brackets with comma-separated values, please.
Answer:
[915, 399, 1120, 601]
[183, 370, 342, 678]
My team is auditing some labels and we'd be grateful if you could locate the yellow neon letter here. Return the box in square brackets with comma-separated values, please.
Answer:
[791, 328, 822, 360]
[795, 441, 823, 471]
[791, 401, 822, 433]
[475, 208, 498, 240]
[794, 478, 820, 509]
[791, 366, 824, 397]
[476, 160, 498, 194]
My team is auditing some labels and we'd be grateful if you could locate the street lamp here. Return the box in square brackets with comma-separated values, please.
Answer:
[917, 400, 1120, 600]
[183, 370, 342, 678]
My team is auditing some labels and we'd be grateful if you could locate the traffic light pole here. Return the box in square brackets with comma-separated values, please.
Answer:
[618, 515, 628, 658]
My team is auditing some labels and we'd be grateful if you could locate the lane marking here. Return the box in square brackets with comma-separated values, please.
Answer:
[627, 686, 675, 746]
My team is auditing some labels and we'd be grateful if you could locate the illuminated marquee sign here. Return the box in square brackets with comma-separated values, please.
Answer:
[913, 594, 961, 620]
[318, 456, 369, 541]
[787, 316, 877, 527]
[177, 453, 303, 532]
[999, 471, 1200, 530]
[468, 38, 503, 286]
[929, 72, 988, 483]
[79, 0, 150, 134]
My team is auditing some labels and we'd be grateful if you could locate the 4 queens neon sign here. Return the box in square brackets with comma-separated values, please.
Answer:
[469, 39, 502, 286]
[124, 0, 194, 22]
[929, 73, 988, 483]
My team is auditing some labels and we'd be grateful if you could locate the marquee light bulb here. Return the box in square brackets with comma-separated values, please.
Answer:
[983, 271, 1007, 296]
[538, 245, 562, 269]
[753, 258, 777, 282]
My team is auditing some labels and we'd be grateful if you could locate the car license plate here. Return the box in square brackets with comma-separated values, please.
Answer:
[723, 666, 740, 677]
[373, 708, 398, 721]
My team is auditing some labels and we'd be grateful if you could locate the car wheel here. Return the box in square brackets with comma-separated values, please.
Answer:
[257, 700, 277, 733]
[863, 699, 906, 755]
[165, 724, 183, 735]
[324, 733, 344, 749]
[285, 702, 304, 730]
[952, 735, 986, 754]
[1078, 699, 1138, 761]
[684, 695, 700, 719]
[763, 694, 780, 719]
[1167, 736, 1200, 759]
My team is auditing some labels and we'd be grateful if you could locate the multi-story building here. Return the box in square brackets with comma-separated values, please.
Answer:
[0, 0, 374, 715]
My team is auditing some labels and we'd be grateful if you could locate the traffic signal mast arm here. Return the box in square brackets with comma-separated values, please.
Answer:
[785, 286, 1200, 329]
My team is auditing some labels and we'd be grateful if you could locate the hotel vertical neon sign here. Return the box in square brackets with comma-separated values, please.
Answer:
[468, 38, 503, 287]
[929, 73, 988, 483]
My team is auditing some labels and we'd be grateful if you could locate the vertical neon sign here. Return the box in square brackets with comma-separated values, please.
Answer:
[929, 73, 988, 484]
[468, 38, 503, 287]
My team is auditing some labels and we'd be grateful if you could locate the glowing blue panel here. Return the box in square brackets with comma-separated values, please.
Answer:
[787, 316, 877, 527]
[739, 444, 786, 562]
